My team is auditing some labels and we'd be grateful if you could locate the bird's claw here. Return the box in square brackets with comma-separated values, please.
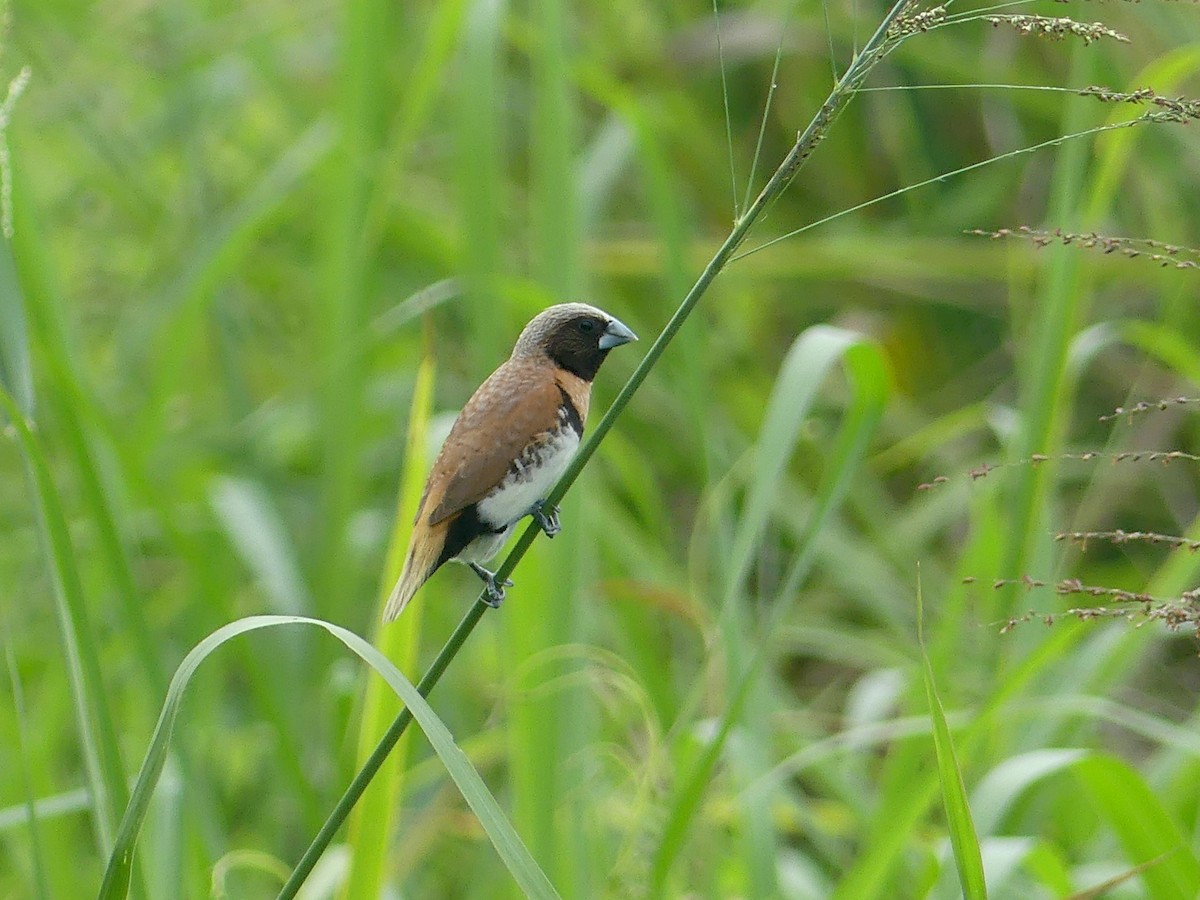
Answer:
[469, 563, 513, 608]
[532, 500, 561, 538]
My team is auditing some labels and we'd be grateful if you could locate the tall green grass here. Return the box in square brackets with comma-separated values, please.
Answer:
[4, 0, 1200, 897]
[339, 354, 434, 899]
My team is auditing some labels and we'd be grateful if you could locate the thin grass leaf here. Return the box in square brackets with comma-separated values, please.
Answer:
[976, 750, 1200, 895]
[0, 386, 131, 873]
[8, 157, 171, 693]
[1067, 853, 1176, 900]
[360, 0, 470, 243]
[995, 48, 1097, 610]
[456, 0, 506, 353]
[834, 621, 1089, 898]
[340, 354, 435, 900]
[735, 119, 1154, 262]
[623, 104, 713, 480]
[1074, 755, 1200, 897]
[918, 575, 987, 900]
[0, 789, 91, 831]
[712, 0, 740, 218]
[725, 325, 884, 605]
[711, 328, 892, 896]
[313, 0, 392, 610]
[99, 615, 561, 900]
[531, 0, 581, 298]
[1085, 44, 1200, 220]
[12, 135, 312, 865]
[2, 642, 51, 900]
[0, 240, 32, 415]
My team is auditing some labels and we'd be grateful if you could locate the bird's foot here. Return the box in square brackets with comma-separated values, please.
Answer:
[531, 500, 561, 538]
[469, 562, 513, 608]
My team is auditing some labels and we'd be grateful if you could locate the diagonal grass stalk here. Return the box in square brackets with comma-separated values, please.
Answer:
[277, 0, 916, 893]
[735, 118, 1164, 261]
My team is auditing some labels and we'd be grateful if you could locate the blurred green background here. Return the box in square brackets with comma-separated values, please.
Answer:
[4, 0, 1200, 896]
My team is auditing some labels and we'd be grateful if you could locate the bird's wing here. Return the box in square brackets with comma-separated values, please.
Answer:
[422, 358, 569, 526]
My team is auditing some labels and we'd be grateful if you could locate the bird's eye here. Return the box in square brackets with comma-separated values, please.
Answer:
[578, 319, 597, 334]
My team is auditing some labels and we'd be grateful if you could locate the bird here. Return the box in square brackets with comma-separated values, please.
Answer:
[383, 303, 638, 621]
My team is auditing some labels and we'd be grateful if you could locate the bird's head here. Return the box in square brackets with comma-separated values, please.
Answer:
[513, 303, 638, 381]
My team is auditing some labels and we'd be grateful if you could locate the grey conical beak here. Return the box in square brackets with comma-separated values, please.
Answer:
[598, 316, 638, 350]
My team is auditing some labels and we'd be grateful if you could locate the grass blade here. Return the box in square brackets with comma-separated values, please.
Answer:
[972, 749, 1088, 837]
[456, 0, 505, 353]
[918, 575, 987, 900]
[712, 0, 739, 218]
[340, 354, 435, 899]
[1075, 755, 1200, 898]
[2, 641, 51, 900]
[0, 789, 90, 831]
[314, 0, 391, 609]
[725, 325, 881, 606]
[0, 386, 133, 886]
[0, 240, 32, 414]
[974, 750, 1200, 897]
[996, 47, 1097, 610]
[98, 615, 561, 900]
[1067, 853, 1176, 900]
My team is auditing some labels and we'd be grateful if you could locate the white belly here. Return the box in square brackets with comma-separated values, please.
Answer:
[455, 523, 515, 565]
[476, 425, 579, 529]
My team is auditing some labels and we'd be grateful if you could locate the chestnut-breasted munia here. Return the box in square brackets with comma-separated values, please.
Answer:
[383, 303, 637, 620]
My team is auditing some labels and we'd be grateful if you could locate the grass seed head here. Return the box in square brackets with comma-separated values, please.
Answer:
[984, 15, 1130, 44]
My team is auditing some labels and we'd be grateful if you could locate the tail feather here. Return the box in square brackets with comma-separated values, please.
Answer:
[383, 524, 444, 621]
